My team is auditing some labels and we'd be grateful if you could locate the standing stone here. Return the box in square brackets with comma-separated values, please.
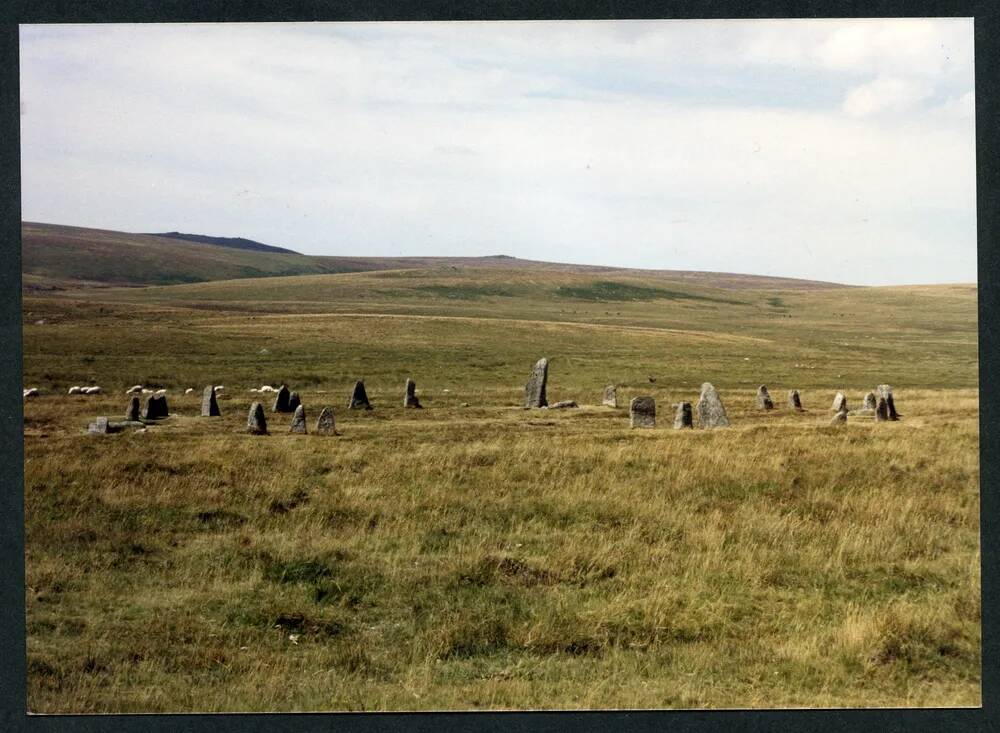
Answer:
[88, 416, 110, 434]
[404, 378, 422, 408]
[831, 392, 848, 412]
[272, 385, 291, 413]
[289, 404, 307, 434]
[877, 384, 900, 420]
[630, 396, 656, 428]
[524, 358, 549, 408]
[875, 397, 890, 422]
[247, 402, 268, 435]
[863, 391, 877, 410]
[757, 385, 774, 410]
[288, 391, 301, 412]
[201, 386, 220, 417]
[125, 396, 140, 422]
[142, 394, 168, 420]
[349, 380, 372, 410]
[673, 401, 693, 429]
[788, 390, 803, 411]
[697, 382, 730, 428]
[315, 407, 336, 435]
[602, 385, 618, 408]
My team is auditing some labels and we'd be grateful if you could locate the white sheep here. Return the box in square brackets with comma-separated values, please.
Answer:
[259, 385, 275, 393]
[83, 386, 102, 395]
[141, 388, 153, 394]
[126, 385, 143, 394]
[154, 389, 167, 396]
[23, 388, 39, 398]
[68, 386, 82, 395]
[184, 388, 195, 394]
[215, 385, 225, 391]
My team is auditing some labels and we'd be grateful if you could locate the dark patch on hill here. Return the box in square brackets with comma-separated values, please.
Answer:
[150, 232, 300, 255]
[555, 281, 744, 305]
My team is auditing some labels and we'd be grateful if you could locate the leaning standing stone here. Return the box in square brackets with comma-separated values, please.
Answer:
[697, 382, 730, 428]
[247, 402, 268, 435]
[523, 358, 549, 408]
[315, 407, 336, 435]
[288, 391, 301, 413]
[201, 386, 220, 417]
[673, 401, 693, 429]
[831, 392, 847, 412]
[863, 391, 877, 410]
[404, 378, 422, 408]
[602, 385, 618, 408]
[757, 385, 774, 410]
[788, 390, 803, 411]
[125, 396, 140, 421]
[630, 396, 656, 428]
[272, 385, 291, 413]
[877, 384, 899, 420]
[289, 404, 307, 434]
[349, 380, 372, 410]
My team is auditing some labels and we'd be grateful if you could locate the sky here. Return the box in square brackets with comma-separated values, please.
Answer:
[19, 19, 977, 285]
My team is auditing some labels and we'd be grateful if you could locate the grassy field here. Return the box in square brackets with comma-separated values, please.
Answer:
[21, 265, 980, 712]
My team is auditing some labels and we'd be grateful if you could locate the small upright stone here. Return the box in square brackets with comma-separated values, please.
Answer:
[524, 358, 549, 408]
[697, 382, 730, 428]
[288, 391, 301, 412]
[630, 396, 656, 428]
[349, 380, 372, 410]
[201, 386, 220, 417]
[125, 396, 140, 421]
[289, 404, 307, 434]
[88, 416, 110, 434]
[404, 378, 422, 408]
[877, 384, 899, 420]
[830, 410, 848, 425]
[875, 397, 890, 422]
[247, 401, 268, 435]
[142, 394, 169, 420]
[863, 391, 877, 410]
[602, 385, 618, 408]
[673, 401, 693, 429]
[788, 390, 803, 411]
[315, 407, 336, 435]
[272, 385, 291, 413]
[757, 385, 774, 410]
[831, 392, 848, 412]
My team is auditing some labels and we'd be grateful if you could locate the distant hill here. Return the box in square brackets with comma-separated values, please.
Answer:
[148, 232, 300, 255]
[20, 221, 847, 291]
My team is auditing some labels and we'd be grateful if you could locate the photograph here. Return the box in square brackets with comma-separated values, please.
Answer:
[18, 18, 980, 712]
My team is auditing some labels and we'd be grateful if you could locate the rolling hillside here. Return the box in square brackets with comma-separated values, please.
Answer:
[21, 222, 848, 290]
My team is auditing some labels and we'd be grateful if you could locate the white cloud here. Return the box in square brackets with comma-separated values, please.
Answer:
[842, 76, 933, 117]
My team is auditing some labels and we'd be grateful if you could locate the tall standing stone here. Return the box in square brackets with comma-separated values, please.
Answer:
[404, 378, 422, 408]
[875, 397, 890, 422]
[788, 390, 803, 411]
[201, 386, 220, 417]
[602, 385, 618, 408]
[697, 382, 730, 428]
[349, 380, 372, 410]
[288, 391, 301, 413]
[673, 401, 693, 429]
[142, 394, 168, 420]
[831, 392, 848, 412]
[125, 396, 140, 421]
[863, 391, 877, 410]
[247, 402, 268, 435]
[272, 385, 291, 413]
[524, 358, 549, 408]
[630, 396, 656, 428]
[757, 385, 774, 410]
[315, 407, 336, 435]
[877, 384, 899, 420]
[289, 404, 307, 434]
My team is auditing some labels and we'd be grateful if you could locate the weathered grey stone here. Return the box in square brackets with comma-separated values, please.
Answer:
[524, 358, 549, 408]
[247, 401, 268, 434]
[288, 391, 301, 413]
[877, 384, 899, 420]
[88, 416, 110, 434]
[142, 394, 169, 420]
[272, 385, 292, 413]
[757, 385, 774, 410]
[550, 400, 578, 409]
[788, 390, 803, 411]
[201, 386, 220, 417]
[602, 385, 618, 408]
[875, 397, 889, 422]
[673, 401, 693, 429]
[349, 380, 372, 410]
[630, 396, 656, 428]
[863, 391, 877, 410]
[830, 410, 848, 425]
[697, 382, 730, 428]
[831, 392, 848, 412]
[404, 378, 422, 408]
[315, 407, 336, 435]
[125, 396, 140, 421]
[289, 404, 307, 434]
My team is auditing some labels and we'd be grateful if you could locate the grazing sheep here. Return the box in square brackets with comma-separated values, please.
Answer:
[215, 385, 225, 391]
[184, 388, 195, 394]
[23, 388, 39, 398]
[126, 385, 143, 394]
[259, 385, 275, 393]
[68, 386, 82, 395]
[141, 388, 153, 394]
[83, 386, 102, 395]
[155, 389, 167, 396]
